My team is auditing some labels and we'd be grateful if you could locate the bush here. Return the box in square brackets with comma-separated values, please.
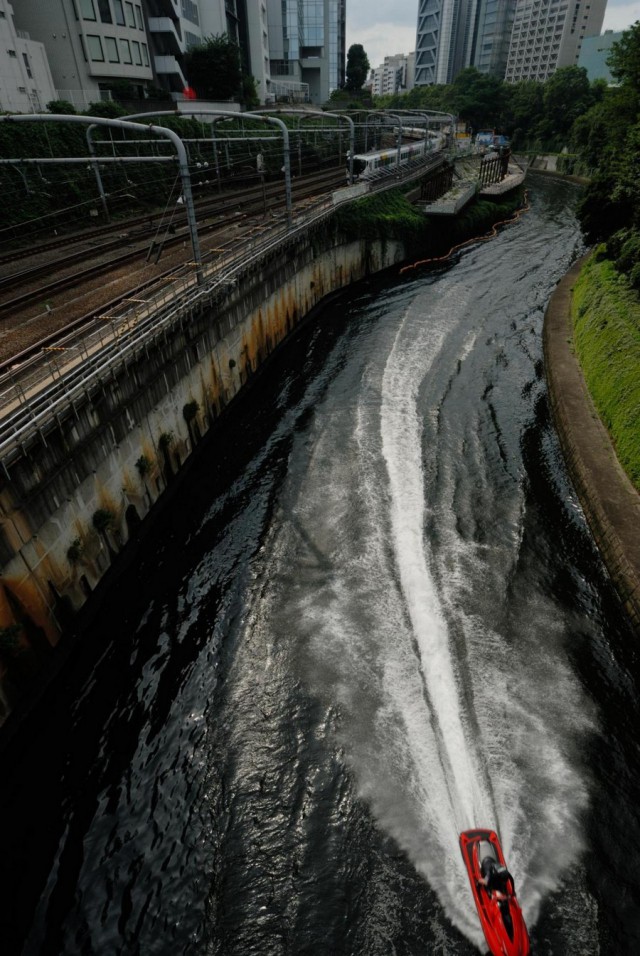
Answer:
[46, 99, 77, 115]
[92, 508, 114, 532]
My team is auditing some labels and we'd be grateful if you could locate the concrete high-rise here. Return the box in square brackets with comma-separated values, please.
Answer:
[504, 0, 608, 83]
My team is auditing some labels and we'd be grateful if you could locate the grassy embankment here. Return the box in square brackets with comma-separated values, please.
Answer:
[572, 252, 640, 492]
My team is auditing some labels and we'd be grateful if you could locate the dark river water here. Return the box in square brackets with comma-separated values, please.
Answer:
[2, 178, 640, 956]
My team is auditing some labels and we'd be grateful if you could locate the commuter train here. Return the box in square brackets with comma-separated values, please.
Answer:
[348, 132, 445, 181]
[394, 126, 444, 142]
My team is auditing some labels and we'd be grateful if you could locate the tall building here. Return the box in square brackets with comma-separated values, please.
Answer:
[146, 0, 271, 101]
[504, 0, 607, 83]
[144, 0, 204, 93]
[470, 0, 517, 77]
[415, 0, 478, 85]
[0, 0, 57, 112]
[577, 29, 621, 84]
[370, 53, 413, 96]
[266, 0, 345, 104]
[16, 0, 154, 109]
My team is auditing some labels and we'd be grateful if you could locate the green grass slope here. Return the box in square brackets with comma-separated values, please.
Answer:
[572, 253, 640, 491]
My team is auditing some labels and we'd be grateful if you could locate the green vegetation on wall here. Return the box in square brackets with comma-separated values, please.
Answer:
[335, 186, 526, 254]
[571, 253, 640, 492]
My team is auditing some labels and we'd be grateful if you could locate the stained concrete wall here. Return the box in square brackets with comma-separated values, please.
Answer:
[0, 218, 406, 650]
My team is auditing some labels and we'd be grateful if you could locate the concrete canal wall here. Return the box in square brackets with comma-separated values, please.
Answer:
[0, 218, 407, 658]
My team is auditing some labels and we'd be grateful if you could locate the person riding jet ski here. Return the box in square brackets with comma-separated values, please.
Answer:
[478, 856, 514, 901]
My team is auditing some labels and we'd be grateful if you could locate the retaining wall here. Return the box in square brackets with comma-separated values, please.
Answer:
[0, 219, 407, 655]
[543, 256, 640, 635]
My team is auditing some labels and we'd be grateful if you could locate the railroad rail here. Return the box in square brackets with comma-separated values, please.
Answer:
[0, 152, 445, 469]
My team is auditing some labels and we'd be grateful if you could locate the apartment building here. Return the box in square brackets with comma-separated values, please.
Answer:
[266, 0, 345, 104]
[15, 0, 153, 108]
[0, 0, 57, 112]
[504, 0, 607, 82]
[370, 53, 413, 97]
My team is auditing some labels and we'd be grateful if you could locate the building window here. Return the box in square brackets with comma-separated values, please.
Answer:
[125, 1, 135, 27]
[7, 49, 16, 57]
[181, 0, 199, 25]
[135, 4, 143, 29]
[132, 40, 142, 64]
[119, 37, 132, 63]
[22, 52, 33, 77]
[80, 0, 97, 20]
[113, 0, 125, 25]
[141, 42, 149, 66]
[105, 36, 119, 61]
[86, 34, 105, 60]
[97, 0, 112, 23]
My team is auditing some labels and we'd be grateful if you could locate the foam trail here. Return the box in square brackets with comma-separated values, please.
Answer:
[380, 298, 483, 825]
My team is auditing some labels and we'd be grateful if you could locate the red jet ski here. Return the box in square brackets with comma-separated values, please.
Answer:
[459, 829, 530, 956]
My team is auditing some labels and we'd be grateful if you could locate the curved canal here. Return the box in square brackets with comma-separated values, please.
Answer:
[2, 177, 639, 955]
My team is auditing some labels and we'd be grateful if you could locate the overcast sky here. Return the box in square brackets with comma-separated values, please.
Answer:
[346, 0, 640, 71]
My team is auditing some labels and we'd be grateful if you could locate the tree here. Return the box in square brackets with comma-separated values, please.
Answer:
[540, 66, 593, 141]
[345, 44, 370, 92]
[502, 80, 544, 145]
[445, 67, 507, 131]
[608, 21, 640, 92]
[184, 35, 242, 101]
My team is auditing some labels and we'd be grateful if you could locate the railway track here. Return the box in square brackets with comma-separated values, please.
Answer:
[0, 166, 346, 370]
[0, 166, 343, 270]
[0, 153, 444, 394]
[0, 168, 344, 311]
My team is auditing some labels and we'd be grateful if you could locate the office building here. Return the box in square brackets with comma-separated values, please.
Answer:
[504, 0, 607, 82]
[266, 0, 345, 104]
[470, 0, 518, 77]
[415, 0, 478, 85]
[147, 0, 271, 101]
[577, 29, 621, 84]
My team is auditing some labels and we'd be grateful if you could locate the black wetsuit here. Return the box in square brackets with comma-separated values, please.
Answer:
[481, 857, 513, 896]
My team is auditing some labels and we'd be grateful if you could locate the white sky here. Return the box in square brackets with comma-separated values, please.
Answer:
[346, 0, 640, 72]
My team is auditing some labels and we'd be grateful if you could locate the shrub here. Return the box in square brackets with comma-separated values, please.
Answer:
[92, 508, 114, 532]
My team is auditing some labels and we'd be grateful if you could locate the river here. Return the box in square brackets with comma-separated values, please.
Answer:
[1, 177, 639, 955]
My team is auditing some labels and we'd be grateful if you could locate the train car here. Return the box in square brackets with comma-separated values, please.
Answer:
[348, 136, 443, 181]
[394, 127, 447, 150]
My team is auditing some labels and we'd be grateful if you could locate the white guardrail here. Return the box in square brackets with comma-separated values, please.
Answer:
[0, 154, 444, 471]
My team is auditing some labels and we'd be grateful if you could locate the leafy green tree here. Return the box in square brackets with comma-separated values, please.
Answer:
[241, 75, 259, 110]
[540, 66, 593, 142]
[445, 68, 507, 131]
[503, 80, 544, 146]
[570, 86, 636, 168]
[608, 21, 640, 91]
[184, 35, 242, 101]
[346, 44, 370, 92]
